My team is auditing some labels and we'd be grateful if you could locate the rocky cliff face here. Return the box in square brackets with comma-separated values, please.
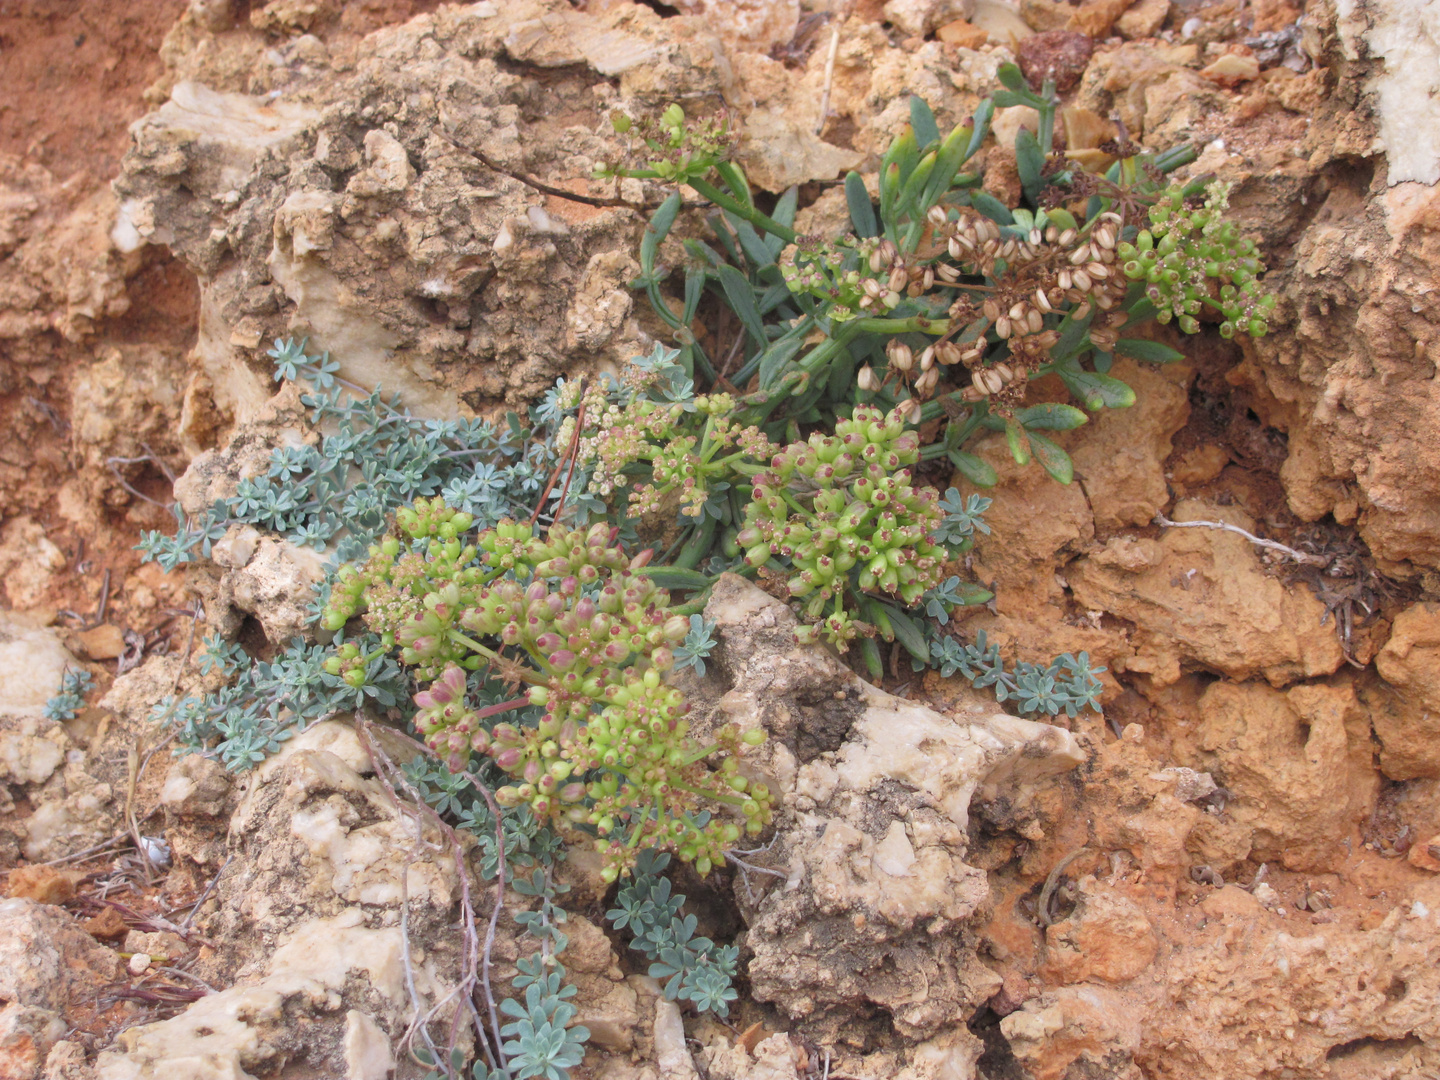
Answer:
[3, 1, 1440, 1079]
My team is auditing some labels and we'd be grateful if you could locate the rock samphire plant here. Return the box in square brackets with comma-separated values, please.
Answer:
[132, 68, 1274, 1080]
[322, 498, 774, 881]
[590, 63, 1271, 681]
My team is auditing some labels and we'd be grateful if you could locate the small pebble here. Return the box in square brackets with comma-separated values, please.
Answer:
[129, 953, 152, 976]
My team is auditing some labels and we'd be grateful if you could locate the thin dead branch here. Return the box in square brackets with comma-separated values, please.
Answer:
[1153, 512, 1329, 567]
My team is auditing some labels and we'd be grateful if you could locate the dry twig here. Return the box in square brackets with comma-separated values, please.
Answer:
[1152, 512, 1329, 567]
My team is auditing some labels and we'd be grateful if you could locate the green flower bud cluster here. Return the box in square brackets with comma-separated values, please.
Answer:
[1117, 180, 1276, 338]
[598, 103, 735, 185]
[575, 385, 773, 520]
[322, 496, 773, 878]
[322, 499, 489, 680]
[738, 405, 950, 648]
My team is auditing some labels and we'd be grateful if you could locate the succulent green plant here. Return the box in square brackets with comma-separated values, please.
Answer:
[322, 497, 772, 879]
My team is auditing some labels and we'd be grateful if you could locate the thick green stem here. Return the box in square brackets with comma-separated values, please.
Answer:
[688, 176, 797, 243]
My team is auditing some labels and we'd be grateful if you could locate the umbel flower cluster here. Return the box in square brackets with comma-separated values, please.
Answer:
[1117, 180, 1276, 338]
[322, 498, 772, 879]
[738, 404, 952, 648]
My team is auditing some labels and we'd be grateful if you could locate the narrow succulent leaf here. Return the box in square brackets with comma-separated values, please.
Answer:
[845, 171, 879, 239]
[1026, 430, 1073, 484]
[948, 449, 998, 487]
[1115, 338, 1186, 363]
[909, 94, 941, 149]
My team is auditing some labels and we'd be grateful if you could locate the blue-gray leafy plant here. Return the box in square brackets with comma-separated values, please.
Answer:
[927, 629, 1105, 718]
[136, 338, 580, 571]
[138, 340, 583, 770]
[606, 849, 739, 1017]
[44, 669, 94, 722]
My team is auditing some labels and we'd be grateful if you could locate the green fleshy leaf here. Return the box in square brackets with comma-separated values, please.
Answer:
[1115, 338, 1186, 363]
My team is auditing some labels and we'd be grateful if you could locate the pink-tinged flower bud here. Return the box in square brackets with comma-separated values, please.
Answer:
[523, 759, 543, 784]
[662, 615, 689, 642]
[574, 597, 596, 621]
[559, 782, 586, 803]
[548, 649, 576, 669]
[493, 748, 522, 771]
[629, 548, 654, 569]
[651, 646, 674, 671]
[470, 729, 491, 752]
[495, 785, 521, 807]
[526, 581, 548, 602]
[535, 632, 563, 652]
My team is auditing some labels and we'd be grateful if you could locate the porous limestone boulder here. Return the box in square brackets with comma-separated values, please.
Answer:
[1224, 1, 1440, 572]
[1068, 500, 1345, 687]
[0, 899, 121, 1015]
[1369, 602, 1440, 780]
[691, 575, 1085, 1067]
[112, 0, 743, 428]
[1193, 679, 1378, 872]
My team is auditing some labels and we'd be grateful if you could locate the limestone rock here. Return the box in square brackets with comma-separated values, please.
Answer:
[0, 899, 121, 1013]
[0, 1004, 67, 1080]
[1226, 7, 1440, 572]
[1068, 500, 1345, 687]
[222, 535, 326, 646]
[0, 716, 69, 788]
[113, 1, 699, 428]
[159, 754, 235, 818]
[95, 911, 415, 1080]
[1002, 986, 1144, 1080]
[1068, 356, 1192, 532]
[1040, 877, 1158, 984]
[0, 519, 68, 612]
[1195, 680, 1376, 872]
[883, 0, 975, 37]
[695, 575, 1083, 1045]
[1369, 602, 1440, 779]
[1138, 878, 1440, 1076]
[1115, 0, 1170, 39]
[962, 431, 1094, 619]
[663, 0, 799, 52]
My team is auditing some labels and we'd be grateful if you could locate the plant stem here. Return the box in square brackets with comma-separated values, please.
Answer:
[688, 177, 797, 244]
